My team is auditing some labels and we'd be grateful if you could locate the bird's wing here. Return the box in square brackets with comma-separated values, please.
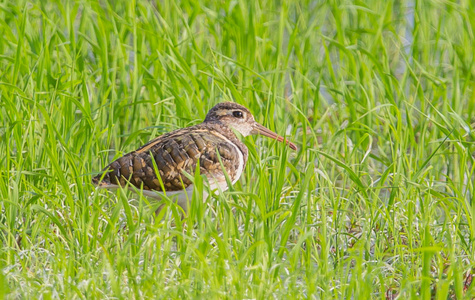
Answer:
[92, 125, 243, 192]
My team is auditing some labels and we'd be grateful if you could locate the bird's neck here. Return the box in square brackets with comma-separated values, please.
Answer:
[202, 121, 249, 164]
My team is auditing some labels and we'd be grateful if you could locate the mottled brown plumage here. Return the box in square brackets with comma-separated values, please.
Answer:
[92, 102, 297, 211]
[92, 123, 246, 191]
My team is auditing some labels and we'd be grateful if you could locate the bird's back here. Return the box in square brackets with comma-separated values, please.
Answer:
[92, 122, 248, 193]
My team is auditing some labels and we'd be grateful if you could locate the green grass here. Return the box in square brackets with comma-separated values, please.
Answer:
[1, 0, 475, 298]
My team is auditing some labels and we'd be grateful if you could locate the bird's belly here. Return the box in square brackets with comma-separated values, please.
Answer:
[141, 185, 197, 213]
[97, 177, 233, 213]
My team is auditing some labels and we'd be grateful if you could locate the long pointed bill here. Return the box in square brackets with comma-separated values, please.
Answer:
[252, 123, 298, 151]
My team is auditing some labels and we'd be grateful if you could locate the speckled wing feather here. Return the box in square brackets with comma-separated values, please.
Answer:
[92, 123, 247, 192]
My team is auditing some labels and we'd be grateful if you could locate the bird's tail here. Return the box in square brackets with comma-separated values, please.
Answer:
[92, 171, 113, 187]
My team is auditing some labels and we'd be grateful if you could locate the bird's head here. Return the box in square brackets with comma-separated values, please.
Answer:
[204, 102, 297, 150]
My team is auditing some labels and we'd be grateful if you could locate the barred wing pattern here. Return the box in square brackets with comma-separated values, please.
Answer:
[92, 124, 246, 192]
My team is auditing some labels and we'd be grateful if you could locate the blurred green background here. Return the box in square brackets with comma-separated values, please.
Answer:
[1, 0, 475, 298]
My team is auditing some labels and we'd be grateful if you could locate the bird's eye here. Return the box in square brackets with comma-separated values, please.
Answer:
[233, 111, 244, 118]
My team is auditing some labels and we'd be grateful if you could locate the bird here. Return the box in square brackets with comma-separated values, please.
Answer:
[92, 102, 297, 213]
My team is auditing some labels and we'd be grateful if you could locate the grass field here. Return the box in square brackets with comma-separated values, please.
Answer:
[1, 0, 475, 298]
